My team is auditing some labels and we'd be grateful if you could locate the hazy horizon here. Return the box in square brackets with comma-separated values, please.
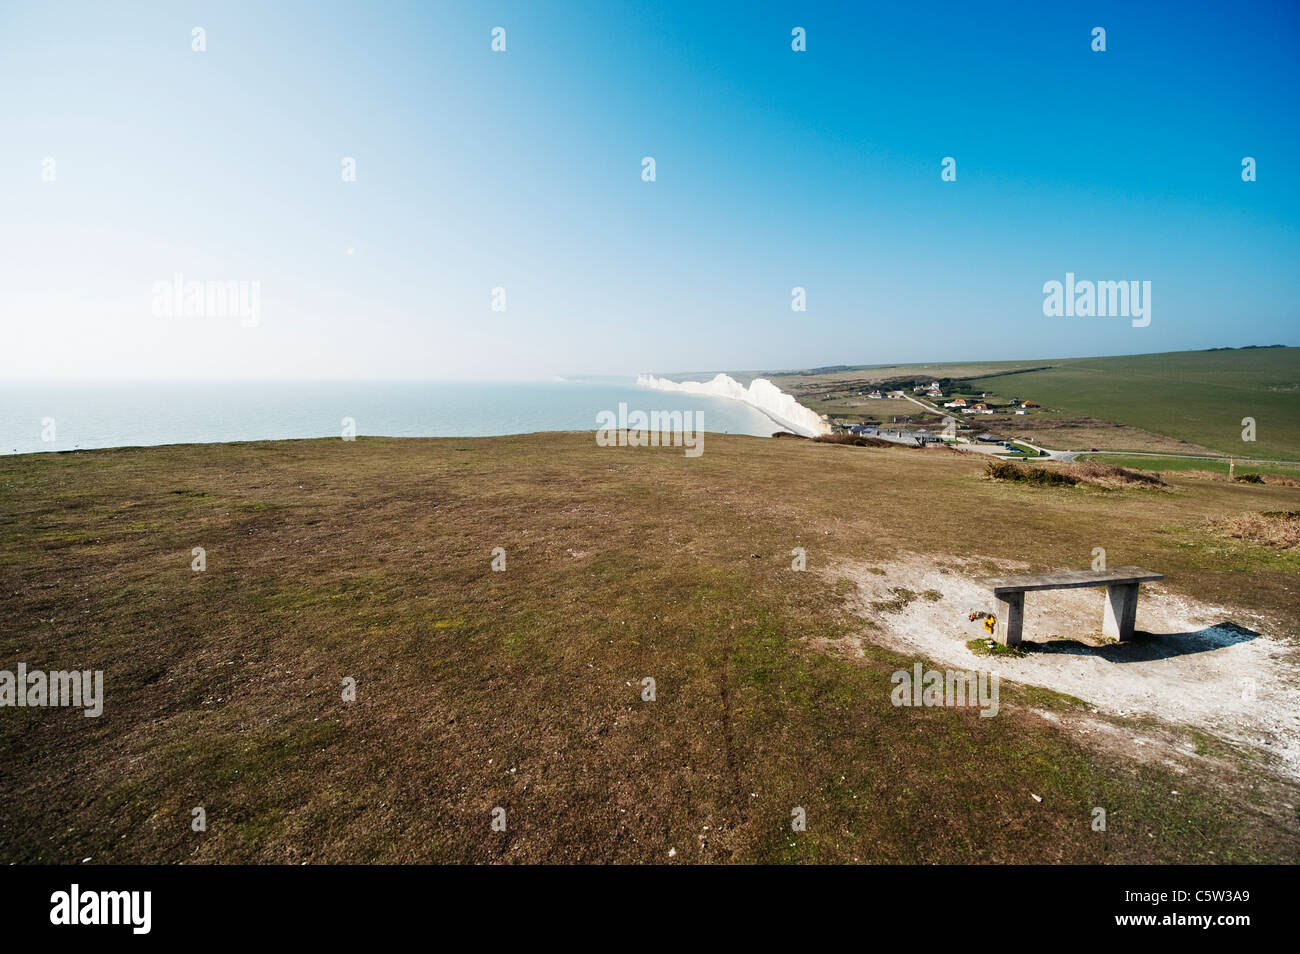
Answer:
[2, 343, 1294, 384]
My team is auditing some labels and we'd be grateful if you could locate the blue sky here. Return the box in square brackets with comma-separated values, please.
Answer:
[1, 0, 1297, 380]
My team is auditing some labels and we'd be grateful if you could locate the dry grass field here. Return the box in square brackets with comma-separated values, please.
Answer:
[2, 433, 1298, 863]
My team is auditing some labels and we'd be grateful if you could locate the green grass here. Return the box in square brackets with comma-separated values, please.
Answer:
[965, 348, 1300, 460]
[1009, 441, 1045, 457]
[966, 638, 1027, 658]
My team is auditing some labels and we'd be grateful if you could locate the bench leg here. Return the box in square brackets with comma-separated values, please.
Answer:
[1102, 583, 1139, 641]
[995, 592, 1025, 646]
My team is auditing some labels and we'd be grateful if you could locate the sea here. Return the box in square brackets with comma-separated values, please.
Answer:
[0, 378, 786, 455]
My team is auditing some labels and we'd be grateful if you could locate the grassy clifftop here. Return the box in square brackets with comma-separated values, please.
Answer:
[1, 433, 1297, 863]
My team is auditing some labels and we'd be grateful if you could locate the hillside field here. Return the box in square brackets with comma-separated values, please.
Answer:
[964, 348, 1300, 460]
[768, 348, 1299, 460]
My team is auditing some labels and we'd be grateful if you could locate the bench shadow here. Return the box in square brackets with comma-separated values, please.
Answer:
[1022, 621, 1260, 662]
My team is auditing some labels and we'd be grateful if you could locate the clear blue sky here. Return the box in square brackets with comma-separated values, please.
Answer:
[2, 0, 1297, 380]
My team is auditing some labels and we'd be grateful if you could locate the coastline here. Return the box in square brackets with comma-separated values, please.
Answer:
[0, 378, 783, 455]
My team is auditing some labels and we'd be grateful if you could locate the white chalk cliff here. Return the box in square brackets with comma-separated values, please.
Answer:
[636, 373, 831, 438]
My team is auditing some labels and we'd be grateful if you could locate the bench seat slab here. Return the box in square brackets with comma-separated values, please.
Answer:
[985, 566, 1163, 594]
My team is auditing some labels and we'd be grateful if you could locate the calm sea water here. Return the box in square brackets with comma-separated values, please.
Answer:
[0, 379, 783, 455]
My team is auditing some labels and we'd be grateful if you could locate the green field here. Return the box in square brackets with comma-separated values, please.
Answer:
[965, 348, 1300, 460]
[992, 441, 1043, 458]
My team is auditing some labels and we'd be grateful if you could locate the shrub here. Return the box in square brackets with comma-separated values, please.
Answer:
[814, 433, 895, 448]
[1209, 511, 1300, 550]
[1183, 469, 1300, 487]
[984, 459, 1077, 486]
[984, 459, 1166, 489]
[1069, 462, 1167, 488]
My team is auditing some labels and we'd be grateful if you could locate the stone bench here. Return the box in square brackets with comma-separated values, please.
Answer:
[981, 567, 1164, 646]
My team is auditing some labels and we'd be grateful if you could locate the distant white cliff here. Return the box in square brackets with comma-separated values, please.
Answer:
[636, 373, 831, 437]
